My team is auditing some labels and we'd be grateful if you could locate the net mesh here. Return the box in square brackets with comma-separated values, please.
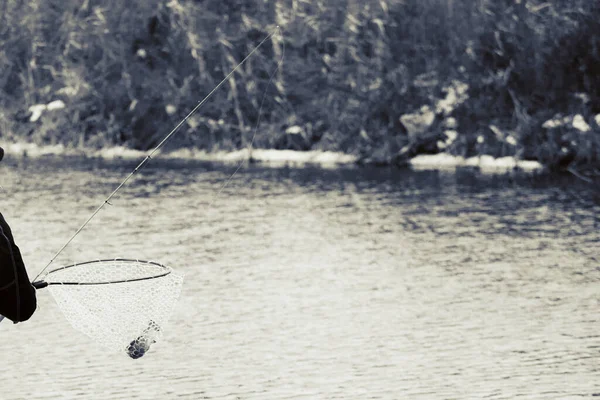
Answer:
[44, 259, 184, 357]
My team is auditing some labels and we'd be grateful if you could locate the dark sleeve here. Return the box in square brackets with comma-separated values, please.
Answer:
[0, 213, 37, 323]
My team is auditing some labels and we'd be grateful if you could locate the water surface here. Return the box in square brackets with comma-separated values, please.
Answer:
[1, 155, 598, 399]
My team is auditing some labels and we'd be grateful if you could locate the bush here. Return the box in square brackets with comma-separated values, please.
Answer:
[0, 0, 599, 170]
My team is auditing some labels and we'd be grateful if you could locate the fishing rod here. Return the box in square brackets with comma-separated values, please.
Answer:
[33, 26, 281, 284]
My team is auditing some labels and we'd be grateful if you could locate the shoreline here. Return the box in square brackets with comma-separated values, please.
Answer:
[4, 142, 544, 172]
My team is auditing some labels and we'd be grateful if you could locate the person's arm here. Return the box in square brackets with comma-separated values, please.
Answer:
[0, 213, 37, 323]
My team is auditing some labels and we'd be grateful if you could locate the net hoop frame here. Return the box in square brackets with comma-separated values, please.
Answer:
[36, 258, 173, 286]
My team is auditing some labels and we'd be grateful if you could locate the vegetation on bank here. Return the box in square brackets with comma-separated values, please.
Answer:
[0, 0, 599, 173]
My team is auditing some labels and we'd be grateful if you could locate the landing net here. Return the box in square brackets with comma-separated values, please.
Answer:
[38, 259, 184, 357]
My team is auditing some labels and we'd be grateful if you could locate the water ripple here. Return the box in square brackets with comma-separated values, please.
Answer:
[1, 160, 598, 399]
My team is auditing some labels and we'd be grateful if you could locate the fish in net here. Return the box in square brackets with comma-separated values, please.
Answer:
[33, 259, 183, 358]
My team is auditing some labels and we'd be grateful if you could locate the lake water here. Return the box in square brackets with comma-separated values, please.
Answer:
[1, 155, 598, 399]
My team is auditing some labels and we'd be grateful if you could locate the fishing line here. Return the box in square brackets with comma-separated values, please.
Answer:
[208, 29, 285, 206]
[32, 26, 283, 284]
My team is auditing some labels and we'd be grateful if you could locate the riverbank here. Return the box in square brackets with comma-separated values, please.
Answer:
[2, 1, 599, 176]
[4, 141, 545, 173]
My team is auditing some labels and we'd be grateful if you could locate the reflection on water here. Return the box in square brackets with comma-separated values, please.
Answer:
[1, 156, 599, 399]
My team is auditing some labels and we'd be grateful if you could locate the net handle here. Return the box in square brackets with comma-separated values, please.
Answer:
[32, 281, 48, 289]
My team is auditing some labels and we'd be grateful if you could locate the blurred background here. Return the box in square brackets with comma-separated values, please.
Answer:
[0, 0, 599, 172]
